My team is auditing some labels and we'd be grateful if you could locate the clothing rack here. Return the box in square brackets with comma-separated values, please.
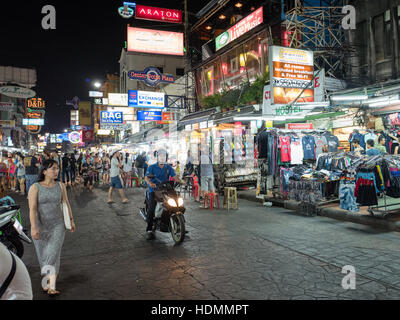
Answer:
[356, 155, 400, 217]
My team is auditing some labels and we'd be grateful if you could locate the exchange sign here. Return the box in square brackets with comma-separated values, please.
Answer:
[128, 90, 165, 108]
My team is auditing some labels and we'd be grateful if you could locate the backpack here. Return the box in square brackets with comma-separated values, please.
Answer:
[135, 155, 144, 168]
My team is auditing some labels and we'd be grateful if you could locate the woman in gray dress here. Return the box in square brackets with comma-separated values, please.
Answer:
[28, 159, 76, 296]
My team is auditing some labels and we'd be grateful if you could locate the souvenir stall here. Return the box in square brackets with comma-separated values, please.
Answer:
[212, 124, 258, 193]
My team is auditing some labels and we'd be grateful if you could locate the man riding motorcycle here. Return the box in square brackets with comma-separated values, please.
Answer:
[144, 149, 183, 240]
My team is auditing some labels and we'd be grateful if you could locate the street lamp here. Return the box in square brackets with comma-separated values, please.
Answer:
[93, 82, 102, 88]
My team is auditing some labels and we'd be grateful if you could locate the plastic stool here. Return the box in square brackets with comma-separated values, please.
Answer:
[224, 187, 238, 211]
[204, 192, 220, 211]
[130, 177, 139, 187]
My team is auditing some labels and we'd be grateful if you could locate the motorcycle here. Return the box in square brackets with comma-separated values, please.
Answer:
[0, 196, 31, 258]
[139, 177, 186, 244]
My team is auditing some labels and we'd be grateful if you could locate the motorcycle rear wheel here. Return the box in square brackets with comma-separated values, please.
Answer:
[170, 214, 185, 244]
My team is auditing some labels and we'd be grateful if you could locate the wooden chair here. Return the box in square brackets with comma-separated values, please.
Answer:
[224, 187, 238, 211]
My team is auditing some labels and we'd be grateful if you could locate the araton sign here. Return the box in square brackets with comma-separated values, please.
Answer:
[135, 5, 182, 24]
[0, 86, 36, 99]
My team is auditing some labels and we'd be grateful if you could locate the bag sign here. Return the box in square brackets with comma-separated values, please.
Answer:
[100, 111, 123, 124]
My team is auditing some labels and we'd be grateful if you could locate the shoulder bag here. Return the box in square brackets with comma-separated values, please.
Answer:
[0, 251, 16, 299]
[59, 183, 72, 230]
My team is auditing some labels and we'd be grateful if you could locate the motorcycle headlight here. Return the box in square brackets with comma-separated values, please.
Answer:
[178, 197, 184, 207]
[167, 198, 177, 207]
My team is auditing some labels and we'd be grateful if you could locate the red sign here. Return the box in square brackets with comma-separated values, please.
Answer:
[286, 123, 313, 130]
[162, 113, 173, 121]
[135, 5, 182, 24]
[82, 130, 94, 142]
[216, 7, 263, 51]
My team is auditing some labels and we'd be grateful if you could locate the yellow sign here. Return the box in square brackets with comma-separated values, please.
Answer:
[0, 120, 15, 128]
[79, 101, 92, 126]
[265, 120, 273, 128]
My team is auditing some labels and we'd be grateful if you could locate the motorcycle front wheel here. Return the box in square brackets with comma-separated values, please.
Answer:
[170, 214, 185, 244]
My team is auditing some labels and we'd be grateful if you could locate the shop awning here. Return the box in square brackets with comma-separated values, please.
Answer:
[178, 108, 217, 127]
[371, 104, 400, 116]
[210, 105, 259, 124]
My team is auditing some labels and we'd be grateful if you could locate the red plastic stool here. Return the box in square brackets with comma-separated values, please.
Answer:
[130, 177, 139, 187]
[204, 192, 220, 211]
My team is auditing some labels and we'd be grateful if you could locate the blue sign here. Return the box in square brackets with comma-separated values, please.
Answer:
[100, 111, 124, 124]
[137, 111, 162, 121]
[128, 90, 165, 108]
[128, 67, 175, 87]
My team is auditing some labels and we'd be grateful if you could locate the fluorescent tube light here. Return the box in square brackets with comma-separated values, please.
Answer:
[331, 95, 368, 101]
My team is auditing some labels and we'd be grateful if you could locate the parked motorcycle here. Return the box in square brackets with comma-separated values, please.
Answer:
[139, 177, 186, 244]
[0, 196, 31, 258]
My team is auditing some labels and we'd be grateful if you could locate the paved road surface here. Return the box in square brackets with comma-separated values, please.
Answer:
[12, 184, 400, 300]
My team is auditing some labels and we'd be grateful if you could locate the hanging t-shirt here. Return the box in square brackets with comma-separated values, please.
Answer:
[290, 137, 304, 165]
[302, 135, 316, 160]
[257, 131, 269, 159]
[315, 135, 328, 157]
[323, 133, 340, 152]
[280, 136, 291, 163]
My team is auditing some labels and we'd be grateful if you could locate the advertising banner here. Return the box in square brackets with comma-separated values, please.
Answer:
[262, 85, 271, 115]
[128, 90, 165, 108]
[137, 111, 162, 121]
[128, 67, 175, 87]
[0, 86, 36, 99]
[82, 130, 94, 142]
[108, 93, 128, 106]
[127, 27, 184, 56]
[215, 7, 263, 51]
[0, 102, 14, 112]
[100, 111, 123, 124]
[0, 120, 15, 128]
[269, 46, 314, 105]
[89, 91, 104, 98]
[135, 5, 182, 24]
[23, 119, 45, 126]
[79, 101, 92, 126]
[286, 123, 314, 130]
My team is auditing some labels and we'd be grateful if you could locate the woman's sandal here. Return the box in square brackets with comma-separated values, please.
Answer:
[47, 289, 60, 296]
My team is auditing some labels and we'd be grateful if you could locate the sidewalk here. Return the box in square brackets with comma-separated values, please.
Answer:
[237, 189, 400, 232]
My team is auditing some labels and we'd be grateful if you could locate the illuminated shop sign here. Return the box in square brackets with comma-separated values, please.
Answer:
[215, 7, 263, 51]
[128, 67, 175, 87]
[100, 111, 124, 124]
[135, 4, 182, 24]
[128, 90, 165, 108]
[137, 111, 162, 121]
[127, 27, 184, 56]
[269, 46, 314, 105]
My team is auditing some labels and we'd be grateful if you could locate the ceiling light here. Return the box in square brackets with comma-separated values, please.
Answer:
[235, 2, 243, 8]
[219, 14, 226, 20]
[205, 25, 212, 30]
[330, 95, 368, 101]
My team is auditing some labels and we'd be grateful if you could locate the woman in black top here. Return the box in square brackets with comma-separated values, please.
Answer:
[69, 154, 77, 186]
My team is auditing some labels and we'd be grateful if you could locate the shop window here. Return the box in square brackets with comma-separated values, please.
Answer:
[373, 14, 384, 61]
[176, 68, 185, 76]
[356, 21, 368, 66]
[384, 10, 392, 58]
[230, 57, 238, 73]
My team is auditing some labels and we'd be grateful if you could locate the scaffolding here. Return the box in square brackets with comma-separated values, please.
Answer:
[283, 0, 355, 79]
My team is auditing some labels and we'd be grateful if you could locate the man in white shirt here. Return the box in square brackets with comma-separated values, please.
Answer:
[107, 151, 129, 204]
[0, 243, 32, 300]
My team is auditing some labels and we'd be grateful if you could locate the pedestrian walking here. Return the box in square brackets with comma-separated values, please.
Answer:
[24, 150, 40, 195]
[107, 150, 129, 204]
[102, 154, 111, 185]
[198, 147, 215, 207]
[123, 153, 133, 188]
[69, 153, 77, 186]
[61, 153, 71, 186]
[28, 159, 75, 296]
[16, 154, 26, 195]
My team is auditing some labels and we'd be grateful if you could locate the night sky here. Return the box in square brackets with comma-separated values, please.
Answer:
[0, 0, 209, 133]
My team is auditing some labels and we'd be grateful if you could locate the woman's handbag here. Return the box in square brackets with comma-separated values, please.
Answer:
[59, 183, 72, 230]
